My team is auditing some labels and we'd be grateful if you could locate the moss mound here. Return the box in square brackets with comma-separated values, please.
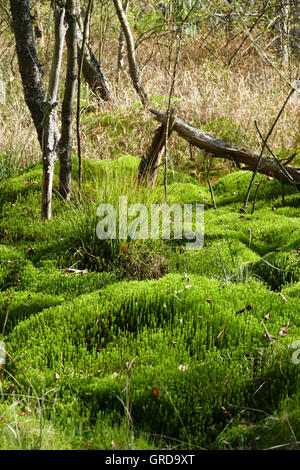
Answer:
[0, 158, 299, 449]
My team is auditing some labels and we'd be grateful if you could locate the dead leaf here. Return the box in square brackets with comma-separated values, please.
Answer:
[279, 322, 289, 337]
[152, 387, 159, 398]
[28, 246, 34, 256]
[221, 406, 231, 416]
[281, 321, 290, 331]
[178, 364, 189, 372]
[65, 268, 88, 275]
[236, 308, 245, 314]
[263, 333, 277, 341]
[7, 383, 15, 394]
[279, 330, 287, 337]
[278, 293, 288, 302]
[20, 406, 32, 415]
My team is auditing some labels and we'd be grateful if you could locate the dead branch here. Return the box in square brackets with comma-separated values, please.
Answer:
[149, 108, 300, 186]
[138, 109, 176, 188]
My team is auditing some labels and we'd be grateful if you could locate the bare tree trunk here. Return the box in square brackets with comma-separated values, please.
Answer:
[58, 0, 78, 201]
[117, 0, 129, 75]
[81, 43, 112, 102]
[150, 108, 300, 186]
[274, 0, 292, 64]
[41, 5, 66, 220]
[76, 5, 112, 102]
[113, 0, 149, 106]
[9, 0, 46, 147]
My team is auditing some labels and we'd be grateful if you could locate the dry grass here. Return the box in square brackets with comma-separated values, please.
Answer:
[0, 22, 299, 177]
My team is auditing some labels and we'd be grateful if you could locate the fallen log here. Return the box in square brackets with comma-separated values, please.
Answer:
[138, 109, 176, 187]
[149, 108, 300, 187]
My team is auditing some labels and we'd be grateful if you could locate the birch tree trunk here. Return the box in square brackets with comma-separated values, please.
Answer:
[41, 5, 66, 220]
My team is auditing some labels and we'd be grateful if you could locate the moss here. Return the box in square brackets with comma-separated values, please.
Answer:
[3, 273, 299, 447]
[213, 171, 298, 207]
[0, 155, 299, 449]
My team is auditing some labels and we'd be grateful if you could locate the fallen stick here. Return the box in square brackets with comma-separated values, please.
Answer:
[149, 108, 300, 186]
[138, 109, 176, 187]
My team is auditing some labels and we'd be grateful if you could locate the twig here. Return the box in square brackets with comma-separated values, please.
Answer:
[255, 121, 298, 189]
[208, 179, 217, 209]
[251, 178, 263, 214]
[227, 1, 270, 66]
[161, 384, 191, 448]
[2, 309, 9, 335]
[164, 27, 183, 199]
[242, 88, 297, 211]
[163, 1, 199, 199]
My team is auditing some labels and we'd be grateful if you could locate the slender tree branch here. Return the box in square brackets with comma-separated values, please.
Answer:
[77, 0, 93, 191]
[112, 0, 149, 106]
